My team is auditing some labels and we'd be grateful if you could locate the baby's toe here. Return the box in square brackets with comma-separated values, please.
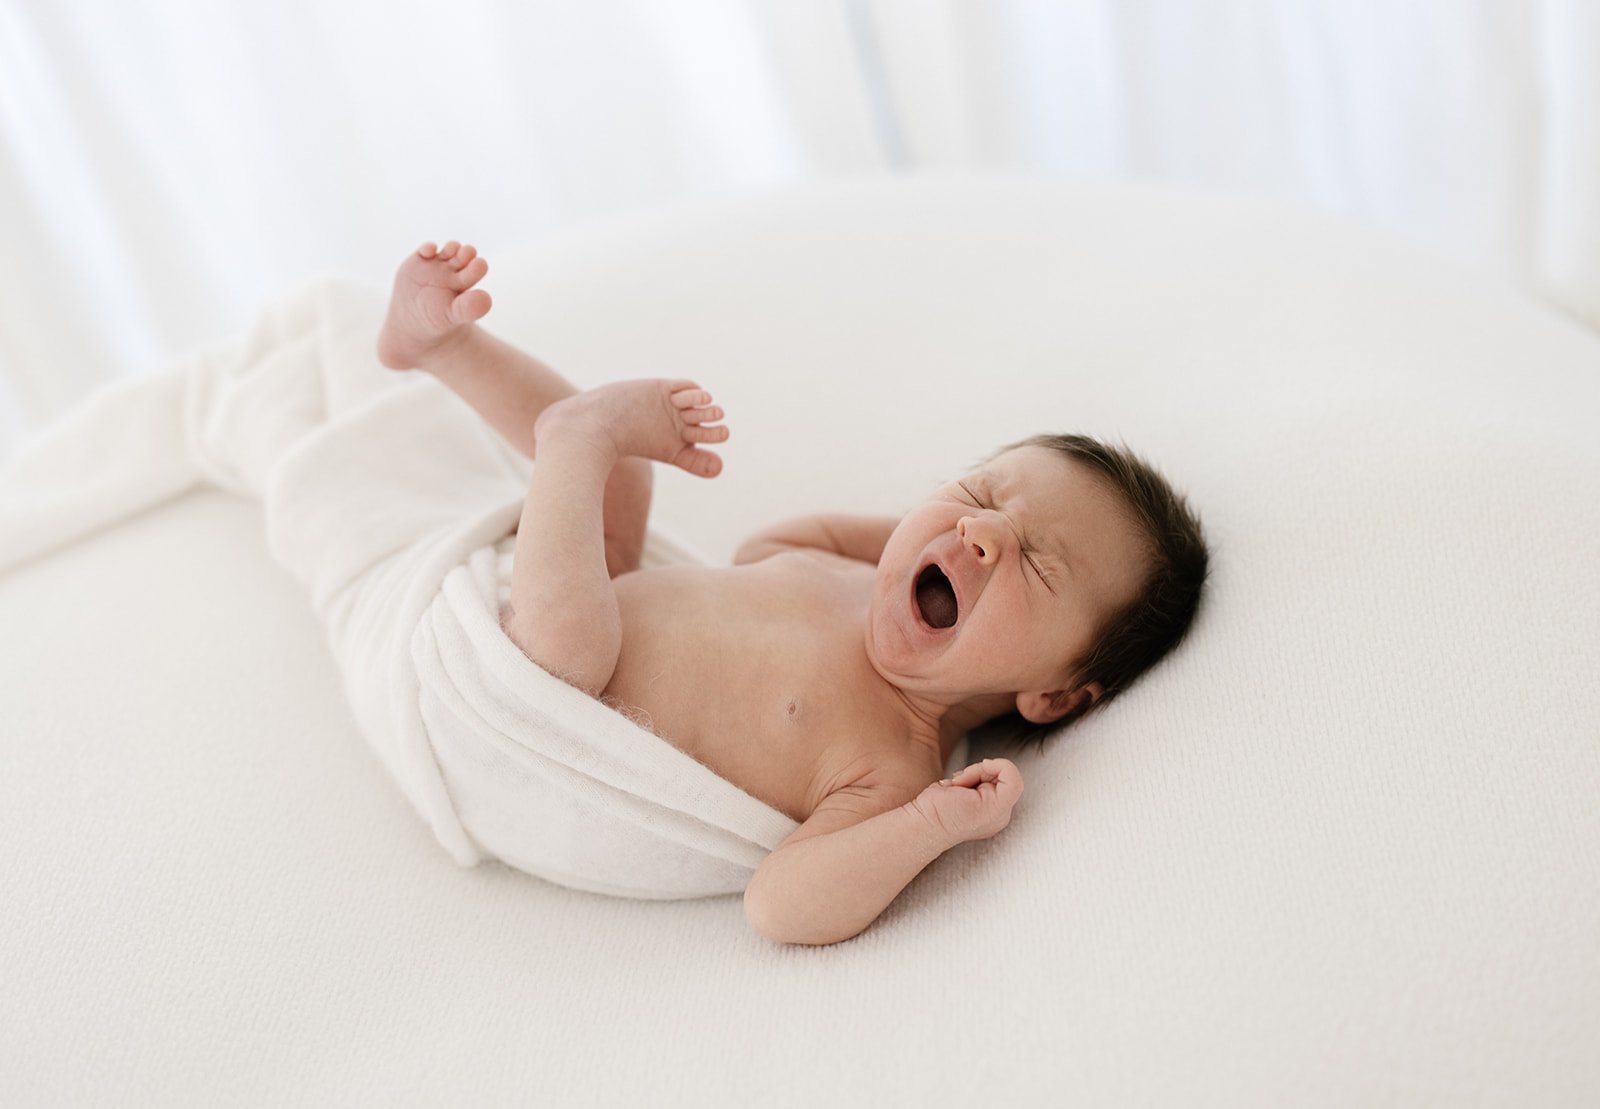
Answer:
[439, 240, 460, 260]
[453, 255, 489, 289]
[448, 288, 492, 324]
[418, 241, 438, 259]
[681, 448, 723, 478]
[450, 244, 478, 271]
[670, 388, 712, 409]
[679, 404, 723, 425]
[682, 424, 729, 444]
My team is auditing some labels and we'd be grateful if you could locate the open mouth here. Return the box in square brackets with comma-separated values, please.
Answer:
[914, 563, 959, 629]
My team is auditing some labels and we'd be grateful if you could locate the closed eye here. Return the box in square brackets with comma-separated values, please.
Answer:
[960, 481, 1052, 589]
[1030, 554, 1054, 590]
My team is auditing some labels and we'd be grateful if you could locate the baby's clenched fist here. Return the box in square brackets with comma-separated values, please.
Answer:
[909, 758, 1023, 845]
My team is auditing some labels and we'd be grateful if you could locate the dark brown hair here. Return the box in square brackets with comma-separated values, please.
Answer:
[982, 433, 1208, 752]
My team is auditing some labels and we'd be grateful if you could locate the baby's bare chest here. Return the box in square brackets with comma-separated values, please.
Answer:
[601, 555, 922, 822]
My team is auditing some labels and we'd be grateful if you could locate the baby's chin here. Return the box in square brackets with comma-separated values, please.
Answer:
[864, 586, 950, 682]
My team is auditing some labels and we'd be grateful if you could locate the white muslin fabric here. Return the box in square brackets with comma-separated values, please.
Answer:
[0, 278, 799, 898]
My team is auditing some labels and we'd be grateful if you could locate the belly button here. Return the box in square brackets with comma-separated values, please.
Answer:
[786, 700, 798, 719]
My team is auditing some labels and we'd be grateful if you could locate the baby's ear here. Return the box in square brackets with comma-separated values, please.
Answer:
[1016, 683, 1102, 725]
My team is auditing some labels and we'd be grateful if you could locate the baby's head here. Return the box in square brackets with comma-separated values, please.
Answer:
[866, 434, 1208, 746]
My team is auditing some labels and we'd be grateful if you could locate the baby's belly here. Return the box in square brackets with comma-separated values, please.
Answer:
[602, 564, 870, 822]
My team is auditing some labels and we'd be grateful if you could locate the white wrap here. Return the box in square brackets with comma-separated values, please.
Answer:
[0, 279, 800, 898]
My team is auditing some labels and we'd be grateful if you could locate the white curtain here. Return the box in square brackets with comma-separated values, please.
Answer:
[3, 0, 1597, 460]
[860, 0, 1600, 319]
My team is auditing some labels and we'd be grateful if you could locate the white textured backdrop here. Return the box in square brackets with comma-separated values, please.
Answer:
[3, 0, 1599, 456]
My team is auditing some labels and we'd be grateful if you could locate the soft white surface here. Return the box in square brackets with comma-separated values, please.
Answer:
[3, 177, 1599, 1105]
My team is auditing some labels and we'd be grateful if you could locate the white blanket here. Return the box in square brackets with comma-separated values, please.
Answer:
[6, 179, 1600, 1106]
[0, 279, 799, 898]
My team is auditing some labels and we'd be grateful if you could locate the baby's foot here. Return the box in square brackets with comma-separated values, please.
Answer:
[376, 240, 492, 370]
[536, 379, 730, 478]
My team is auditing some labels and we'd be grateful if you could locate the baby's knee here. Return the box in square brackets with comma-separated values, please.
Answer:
[502, 606, 620, 698]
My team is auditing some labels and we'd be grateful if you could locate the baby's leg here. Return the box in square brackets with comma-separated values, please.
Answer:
[505, 379, 727, 697]
[376, 240, 652, 577]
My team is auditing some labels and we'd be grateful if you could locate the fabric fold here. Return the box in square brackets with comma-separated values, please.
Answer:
[0, 277, 799, 898]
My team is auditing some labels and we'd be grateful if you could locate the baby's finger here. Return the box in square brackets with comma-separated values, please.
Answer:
[949, 760, 993, 786]
[990, 759, 1024, 802]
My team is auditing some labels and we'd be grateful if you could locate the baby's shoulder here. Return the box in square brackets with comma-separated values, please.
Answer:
[823, 738, 943, 804]
[726, 545, 874, 606]
[749, 545, 874, 575]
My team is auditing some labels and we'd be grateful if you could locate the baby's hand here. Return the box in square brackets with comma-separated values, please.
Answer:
[910, 758, 1024, 845]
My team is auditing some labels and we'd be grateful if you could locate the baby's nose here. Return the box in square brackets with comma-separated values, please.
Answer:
[957, 514, 1003, 564]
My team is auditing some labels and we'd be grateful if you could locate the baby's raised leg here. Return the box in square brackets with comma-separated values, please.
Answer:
[504, 380, 727, 697]
[376, 240, 653, 577]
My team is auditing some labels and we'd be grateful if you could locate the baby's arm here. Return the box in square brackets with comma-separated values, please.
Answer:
[732, 513, 900, 566]
[744, 760, 1023, 945]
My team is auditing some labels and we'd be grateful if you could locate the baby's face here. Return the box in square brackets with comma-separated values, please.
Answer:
[867, 445, 1148, 710]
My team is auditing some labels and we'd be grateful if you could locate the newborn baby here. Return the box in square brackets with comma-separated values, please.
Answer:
[377, 240, 1208, 945]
